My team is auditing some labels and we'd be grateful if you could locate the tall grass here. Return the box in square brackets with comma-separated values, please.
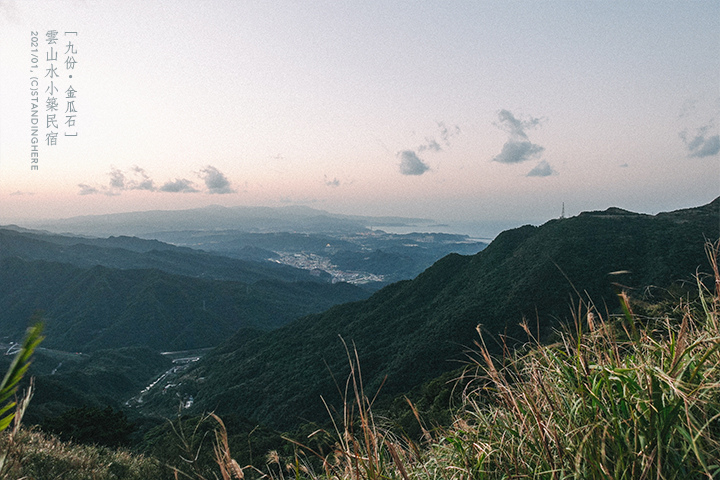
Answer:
[218, 241, 720, 480]
[0, 427, 164, 479]
[0, 321, 43, 478]
[435, 241, 720, 479]
[0, 321, 43, 433]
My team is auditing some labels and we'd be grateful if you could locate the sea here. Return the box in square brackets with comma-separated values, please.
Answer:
[369, 219, 534, 242]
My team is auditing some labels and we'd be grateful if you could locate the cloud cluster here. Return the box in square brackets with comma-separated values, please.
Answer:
[526, 160, 556, 177]
[416, 122, 462, 153]
[199, 165, 236, 194]
[492, 110, 545, 164]
[492, 109, 555, 177]
[680, 124, 720, 158]
[495, 109, 541, 138]
[78, 184, 101, 196]
[397, 121, 461, 176]
[398, 150, 430, 176]
[417, 138, 442, 152]
[493, 141, 545, 165]
[108, 166, 157, 192]
[159, 178, 198, 193]
[324, 175, 341, 187]
[78, 165, 236, 196]
[438, 121, 461, 146]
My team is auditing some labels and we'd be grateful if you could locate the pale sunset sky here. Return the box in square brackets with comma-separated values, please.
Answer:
[0, 1, 718, 230]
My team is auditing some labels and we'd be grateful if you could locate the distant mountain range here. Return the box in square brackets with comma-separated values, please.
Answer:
[0, 226, 372, 351]
[25, 205, 436, 237]
[142, 198, 720, 430]
[0, 226, 332, 284]
[144, 230, 487, 286]
[15, 206, 488, 288]
[1, 207, 489, 430]
[0, 256, 371, 352]
[0, 207, 487, 351]
[7, 198, 718, 438]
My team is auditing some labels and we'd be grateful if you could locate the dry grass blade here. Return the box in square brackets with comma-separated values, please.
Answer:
[212, 414, 245, 480]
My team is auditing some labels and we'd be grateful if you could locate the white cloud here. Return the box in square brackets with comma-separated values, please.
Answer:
[437, 121, 461, 146]
[417, 138, 442, 152]
[527, 160, 556, 177]
[77, 184, 100, 195]
[108, 168, 126, 189]
[198, 165, 236, 194]
[324, 175, 341, 187]
[492, 109, 548, 167]
[159, 179, 199, 193]
[80, 165, 237, 195]
[130, 166, 156, 191]
[493, 141, 545, 164]
[494, 110, 542, 139]
[681, 124, 720, 158]
[398, 150, 430, 176]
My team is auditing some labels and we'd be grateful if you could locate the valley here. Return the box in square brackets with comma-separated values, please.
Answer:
[0, 206, 489, 431]
[2, 198, 718, 477]
[133, 198, 720, 430]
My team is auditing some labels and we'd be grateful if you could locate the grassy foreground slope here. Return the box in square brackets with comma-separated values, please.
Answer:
[160, 198, 719, 429]
[252, 243, 720, 480]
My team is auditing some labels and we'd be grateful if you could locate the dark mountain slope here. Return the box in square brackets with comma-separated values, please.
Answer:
[0, 227, 330, 284]
[0, 257, 368, 352]
[165, 198, 720, 430]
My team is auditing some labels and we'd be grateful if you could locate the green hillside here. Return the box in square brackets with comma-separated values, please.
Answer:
[0, 257, 368, 352]
[7, 243, 720, 480]
[0, 227, 332, 284]
[155, 198, 720, 430]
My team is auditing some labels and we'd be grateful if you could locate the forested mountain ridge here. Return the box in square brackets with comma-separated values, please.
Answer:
[156, 198, 720, 430]
[0, 227, 331, 284]
[2, 218, 487, 288]
[0, 256, 368, 352]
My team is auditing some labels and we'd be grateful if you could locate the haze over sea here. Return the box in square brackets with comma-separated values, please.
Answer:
[369, 220, 522, 241]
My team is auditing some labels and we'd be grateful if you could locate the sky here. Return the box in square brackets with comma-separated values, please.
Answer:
[0, 1, 718, 231]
